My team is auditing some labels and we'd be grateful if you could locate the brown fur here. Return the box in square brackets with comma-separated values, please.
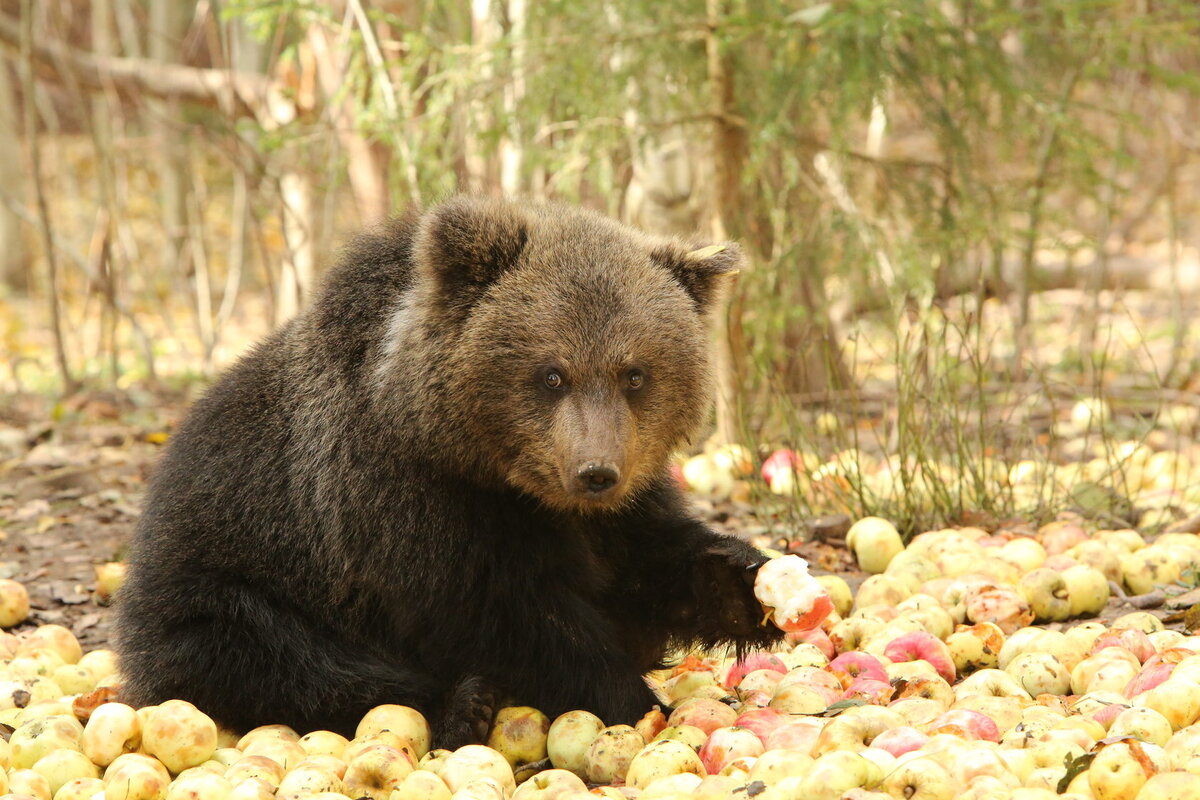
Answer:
[115, 197, 782, 747]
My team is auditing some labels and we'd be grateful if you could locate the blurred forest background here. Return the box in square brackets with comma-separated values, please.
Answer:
[2, 0, 1200, 531]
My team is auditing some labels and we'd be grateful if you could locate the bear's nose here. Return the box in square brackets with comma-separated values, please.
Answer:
[576, 463, 620, 494]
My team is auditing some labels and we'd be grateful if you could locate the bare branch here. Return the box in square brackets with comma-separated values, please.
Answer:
[0, 11, 295, 124]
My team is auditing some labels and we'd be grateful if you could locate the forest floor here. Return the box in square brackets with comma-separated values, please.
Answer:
[2, 387, 1194, 656]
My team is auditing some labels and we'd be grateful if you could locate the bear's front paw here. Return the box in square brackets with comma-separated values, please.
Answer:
[695, 539, 773, 639]
[432, 675, 496, 750]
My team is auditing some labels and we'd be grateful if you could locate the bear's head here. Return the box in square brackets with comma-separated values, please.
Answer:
[402, 196, 741, 512]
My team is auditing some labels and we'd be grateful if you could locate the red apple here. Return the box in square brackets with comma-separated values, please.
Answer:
[697, 727, 763, 774]
[884, 632, 955, 683]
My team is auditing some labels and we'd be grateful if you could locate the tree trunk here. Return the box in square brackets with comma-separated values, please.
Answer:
[276, 169, 315, 324]
[498, 0, 526, 197]
[704, 0, 745, 446]
[465, 0, 500, 194]
[307, 19, 392, 223]
[147, 0, 191, 285]
[0, 61, 28, 290]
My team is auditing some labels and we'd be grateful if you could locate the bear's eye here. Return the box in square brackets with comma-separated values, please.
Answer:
[544, 370, 565, 390]
[627, 369, 645, 391]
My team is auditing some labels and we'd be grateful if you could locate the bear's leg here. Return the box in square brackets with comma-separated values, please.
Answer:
[117, 585, 440, 737]
[604, 502, 787, 657]
[433, 674, 497, 749]
[461, 592, 664, 727]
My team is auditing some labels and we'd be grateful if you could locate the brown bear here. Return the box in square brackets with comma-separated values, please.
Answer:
[115, 196, 783, 748]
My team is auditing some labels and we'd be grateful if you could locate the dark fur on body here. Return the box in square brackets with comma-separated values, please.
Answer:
[115, 197, 784, 747]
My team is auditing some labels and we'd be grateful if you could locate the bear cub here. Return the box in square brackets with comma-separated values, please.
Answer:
[115, 196, 783, 747]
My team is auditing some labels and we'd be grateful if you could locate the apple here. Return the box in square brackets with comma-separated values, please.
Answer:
[507, 769, 585, 800]
[485, 707, 549, 775]
[446, 777, 506, 800]
[31, 748, 99, 795]
[1135, 679, 1200, 730]
[1122, 546, 1182, 595]
[662, 669, 719, 703]
[816, 575, 854, 618]
[391, 769, 453, 800]
[768, 684, 832, 714]
[1018, 569, 1072, 622]
[357, 705, 432, 760]
[103, 753, 172, 800]
[753, 555, 834, 632]
[93, 563, 128, 605]
[682, 454, 734, 498]
[275, 764, 343, 800]
[1133, 772, 1200, 800]
[583, 726, 644, 786]
[724, 652, 788, 689]
[9, 715, 84, 770]
[239, 738, 305, 772]
[17, 624, 82, 664]
[667, 699, 737, 735]
[1005, 652, 1070, 697]
[83, 702, 141, 767]
[880, 755, 955, 800]
[141, 700, 218, 774]
[854, 575, 911, 609]
[0, 579, 31, 628]
[298, 731, 349, 759]
[1108, 707, 1173, 746]
[827, 652, 888, 687]
[634, 708, 668, 743]
[223, 756, 285, 788]
[793, 751, 882, 800]
[623, 739, 704, 790]
[846, 517, 904, 575]
[1113, 611, 1165, 635]
[760, 718, 822, 754]
[889, 675, 954, 708]
[227, 778, 274, 800]
[1088, 740, 1168, 800]
[812, 706, 903, 756]
[965, 585, 1034, 634]
[1037, 521, 1088, 555]
[653, 725, 707, 753]
[829, 617, 886, 653]
[10, 767, 53, 800]
[946, 623, 1005, 675]
[731, 708, 788, 745]
[883, 631, 954, 683]
[164, 770, 234, 800]
[870, 727, 928, 758]
[342, 744, 416, 800]
[1127, 663, 1175, 698]
[55, 777, 105, 800]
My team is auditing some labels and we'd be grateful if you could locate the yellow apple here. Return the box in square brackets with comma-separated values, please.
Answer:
[357, 706, 431, 760]
[103, 753, 172, 800]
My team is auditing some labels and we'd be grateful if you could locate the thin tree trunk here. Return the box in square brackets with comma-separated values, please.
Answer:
[276, 169, 315, 324]
[0, 61, 28, 290]
[307, 16, 393, 223]
[704, 0, 743, 446]
[498, 0, 526, 197]
[148, 0, 191, 288]
[465, 0, 500, 194]
[19, 0, 74, 390]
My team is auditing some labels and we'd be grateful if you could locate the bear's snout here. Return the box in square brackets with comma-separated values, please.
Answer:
[575, 462, 620, 495]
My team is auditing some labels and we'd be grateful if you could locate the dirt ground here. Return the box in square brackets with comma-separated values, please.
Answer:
[0, 389, 1188, 656]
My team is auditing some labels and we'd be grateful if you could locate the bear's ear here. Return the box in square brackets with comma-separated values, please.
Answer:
[413, 196, 529, 307]
[651, 241, 744, 311]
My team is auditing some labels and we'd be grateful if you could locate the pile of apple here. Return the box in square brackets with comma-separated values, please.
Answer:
[6, 513, 1200, 800]
[679, 434, 1200, 531]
